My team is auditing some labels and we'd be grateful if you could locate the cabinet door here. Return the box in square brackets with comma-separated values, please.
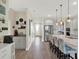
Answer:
[13, 37, 26, 49]
[13, 37, 20, 49]
[0, 46, 11, 59]
[19, 37, 26, 49]
[11, 43, 15, 59]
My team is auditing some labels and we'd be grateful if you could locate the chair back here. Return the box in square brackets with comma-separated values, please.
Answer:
[53, 37, 58, 47]
[58, 38, 64, 53]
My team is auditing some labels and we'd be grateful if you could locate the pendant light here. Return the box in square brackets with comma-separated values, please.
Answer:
[56, 9, 58, 26]
[60, 4, 63, 25]
[67, 0, 71, 22]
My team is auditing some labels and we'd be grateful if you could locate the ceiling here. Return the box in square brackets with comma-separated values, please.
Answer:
[9, 0, 78, 17]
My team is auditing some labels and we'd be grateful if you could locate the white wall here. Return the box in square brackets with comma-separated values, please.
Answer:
[8, 9, 34, 51]
[8, 9, 27, 35]
[32, 17, 54, 41]
[15, 11, 27, 35]
[25, 9, 34, 51]
[8, 9, 16, 35]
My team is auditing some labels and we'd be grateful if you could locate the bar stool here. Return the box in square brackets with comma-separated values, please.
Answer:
[52, 37, 57, 54]
[54, 37, 58, 54]
[48, 35, 52, 49]
[49, 40, 52, 49]
[75, 53, 77, 59]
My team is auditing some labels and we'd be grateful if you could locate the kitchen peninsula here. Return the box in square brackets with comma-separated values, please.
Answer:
[0, 43, 15, 59]
[49, 34, 78, 59]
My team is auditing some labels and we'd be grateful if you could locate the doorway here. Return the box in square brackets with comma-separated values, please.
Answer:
[34, 23, 42, 40]
[44, 25, 53, 41]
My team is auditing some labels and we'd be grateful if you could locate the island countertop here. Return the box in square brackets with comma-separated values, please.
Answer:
[13, 35, 26, 37]
[52, 35, 78, 50]
[0, 43, 9, 51]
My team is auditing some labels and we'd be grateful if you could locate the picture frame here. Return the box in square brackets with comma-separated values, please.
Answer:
[0, 5, 6, 15]
[19, 18, 23, 22]
[2, 27, 8, 30]
[12, 26, 15, 29]
[0, 28, 2, 32]
[24, 21, 26, 24]
[16, 21, 19, 25]
[2, 0, 6, 4]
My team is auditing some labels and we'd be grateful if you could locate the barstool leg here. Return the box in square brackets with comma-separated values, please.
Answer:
[75, 53, 77, 59]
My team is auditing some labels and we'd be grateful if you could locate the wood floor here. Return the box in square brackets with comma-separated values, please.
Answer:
[15, 37, 58, 59]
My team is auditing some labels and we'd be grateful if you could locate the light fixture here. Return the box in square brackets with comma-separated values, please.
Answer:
[67, 17, 71, 22]
[55, 9, 58, 26]
[56, 22, 58, 26]
[60, 4, 64, 25]
[73, 1, 77, 5]
[48, 14, 52, 17]
[60, 21, 63, 25]
[67, 19, 71, 22]
[67, 0, 71, 22]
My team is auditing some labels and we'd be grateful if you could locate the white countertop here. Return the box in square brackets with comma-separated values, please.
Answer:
[65, 38, 78, 49]
[0, 43, 9, 51]
[52, 35, 78, 50]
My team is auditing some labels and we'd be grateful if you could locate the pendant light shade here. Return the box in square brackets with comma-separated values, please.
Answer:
[55, 9, 58, 26]
[60, 4, 64, 25]
[56, 22, 58, 26]
[67, 19, 71, 22]
[67, 17, 71, 22]
[60, 21, 63, 24]
[67, 0, 71, 22]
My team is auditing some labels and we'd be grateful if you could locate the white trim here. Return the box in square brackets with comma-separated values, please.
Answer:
[26, 37, 34, 51]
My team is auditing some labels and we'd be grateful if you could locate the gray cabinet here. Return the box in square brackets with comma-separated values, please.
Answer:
[13, 36, 26, 49]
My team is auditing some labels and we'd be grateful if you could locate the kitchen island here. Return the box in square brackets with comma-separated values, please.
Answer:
[50, 35, 78, 59]
[52, 35, 78, 50]
[0, 43, 15, 59]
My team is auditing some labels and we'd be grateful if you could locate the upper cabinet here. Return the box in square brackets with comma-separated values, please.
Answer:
[0, 5, 6, 15]
[0, 0, 6, 6]
[65, 16, 78, 38]
[0, 0, 9, 35]
[0, 0, 6, 15]
[70, 16, 78, 37]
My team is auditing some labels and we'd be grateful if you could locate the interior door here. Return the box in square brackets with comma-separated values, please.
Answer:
[44, 25, 53, 41]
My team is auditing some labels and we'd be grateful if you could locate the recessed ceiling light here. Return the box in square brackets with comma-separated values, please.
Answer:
[48, 14, 52, 17]
[73, 1, 77, 5]
[56, 23, 58, 26]
[60, 21, 63, 25]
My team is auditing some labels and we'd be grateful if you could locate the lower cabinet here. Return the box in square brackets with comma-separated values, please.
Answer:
[13, 36, 26, 49]
[0, 43, 15, 59]
[0, 47, 10, 59]
[10, 43, 15, 59]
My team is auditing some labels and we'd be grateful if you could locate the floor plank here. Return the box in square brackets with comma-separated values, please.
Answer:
[15, 37, 58, 59]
